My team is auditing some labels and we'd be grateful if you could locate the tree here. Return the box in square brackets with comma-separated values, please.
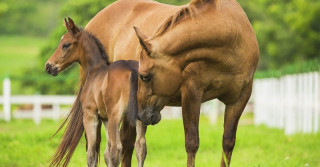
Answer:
[238, 0, 320, 70]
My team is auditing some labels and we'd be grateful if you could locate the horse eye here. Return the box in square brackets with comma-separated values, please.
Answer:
[139, 74, 152, 82]
[62, 43, 71, 49]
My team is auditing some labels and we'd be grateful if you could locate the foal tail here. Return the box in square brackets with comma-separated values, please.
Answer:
[127, 68, 139, 126]
[50, 86, 85, 167]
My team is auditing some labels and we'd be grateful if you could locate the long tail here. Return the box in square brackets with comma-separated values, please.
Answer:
[50, 86, 84, 167]
[127, 68, 138, 126]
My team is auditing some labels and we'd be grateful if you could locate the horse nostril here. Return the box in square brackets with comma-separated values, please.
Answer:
[151, 115, 156, 123]
[45, 63, 51, 73]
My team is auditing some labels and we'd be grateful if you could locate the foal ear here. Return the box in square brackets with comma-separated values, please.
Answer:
[65, 17, 80, 36]
[64, 18, 69, 31]
[133, 27, 152, 55]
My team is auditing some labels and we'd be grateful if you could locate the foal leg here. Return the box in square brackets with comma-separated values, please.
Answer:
[106, 114, 122, 167]
[83, 110, 99, 167]
[135, 120, 147, 167]
[220, 81, 253, 167]
[120, 117, 136, 167]
[181, 81, 203, 167]
[102, 120, 110, 165]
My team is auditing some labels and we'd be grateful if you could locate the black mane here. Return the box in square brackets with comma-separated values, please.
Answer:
[86, 31, 110, 66]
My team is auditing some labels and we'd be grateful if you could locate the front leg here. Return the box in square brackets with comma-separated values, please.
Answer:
[181, 81, 203, 167]
[135, 120, 147, 167]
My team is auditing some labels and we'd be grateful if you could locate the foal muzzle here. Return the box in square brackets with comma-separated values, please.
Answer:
[45, 63, 58, 76]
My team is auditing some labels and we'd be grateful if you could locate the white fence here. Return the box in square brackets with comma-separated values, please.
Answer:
[2, 71, 319, 135]
[0, 78, 75, 124]
[254, 72, 320, 135]
[0, 78, 223, 124]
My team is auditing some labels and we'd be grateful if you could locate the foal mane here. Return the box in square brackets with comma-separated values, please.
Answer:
[153, 0, 220, 38]
[86, 31, 110, 66]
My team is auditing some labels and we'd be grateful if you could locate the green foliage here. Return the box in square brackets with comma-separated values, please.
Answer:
[238, 0, 320, 70]
[0, 117, 319, 166]
[60, 0, 113, 25]
[0, 0, 64, 37]
[255, 58, 319, 78]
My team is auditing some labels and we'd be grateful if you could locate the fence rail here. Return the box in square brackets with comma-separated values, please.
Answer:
[0, 77, 75, 124]
[0, 77, 224, 124]
[0, 94, 75, 124]
[254, 71, 320, 135]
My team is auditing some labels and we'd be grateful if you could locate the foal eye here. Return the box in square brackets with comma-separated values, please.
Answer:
[139, 74, 152, 82]
[62, 43, 71, 49]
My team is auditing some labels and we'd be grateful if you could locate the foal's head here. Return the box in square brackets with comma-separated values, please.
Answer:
[45, 17, 82, 76]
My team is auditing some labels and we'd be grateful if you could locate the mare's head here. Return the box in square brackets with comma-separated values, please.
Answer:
[134, 27, 183, 125]
[45, 17, 82, 76]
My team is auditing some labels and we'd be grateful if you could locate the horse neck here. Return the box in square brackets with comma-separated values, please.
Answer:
[78, 33, 108, 83]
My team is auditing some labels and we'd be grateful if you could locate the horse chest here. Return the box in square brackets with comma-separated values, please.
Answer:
[183, 62, 244, 103]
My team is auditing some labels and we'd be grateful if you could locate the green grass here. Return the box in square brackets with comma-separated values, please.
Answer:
[0, 116, 319, 167]
[0, 35, 45, 76]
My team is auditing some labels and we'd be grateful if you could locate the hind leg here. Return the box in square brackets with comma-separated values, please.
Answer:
[102, 120, 110, 165]
[120, 117, 136, 167]
[83, 110, 99, 167]
[220, 81, 253, 167]
[135, 120, 147, 167]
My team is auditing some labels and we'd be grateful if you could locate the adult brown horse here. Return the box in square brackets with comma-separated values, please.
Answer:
[85, 0, 259, 166]
[46, 18, 146, 167]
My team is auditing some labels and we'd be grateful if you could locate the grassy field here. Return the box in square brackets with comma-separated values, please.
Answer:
[0, 116, 319, 167]
[0, 35, 45, 76]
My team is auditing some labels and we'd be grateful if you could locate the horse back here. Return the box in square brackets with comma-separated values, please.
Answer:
[85, 0, 182, 62]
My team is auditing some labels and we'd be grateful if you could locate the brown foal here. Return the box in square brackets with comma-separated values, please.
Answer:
[45, 18, 147, 167]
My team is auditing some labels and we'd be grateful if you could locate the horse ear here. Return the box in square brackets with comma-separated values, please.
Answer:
[66, 17, 80, 35]
[64, 18, 70, 31]
[133, 26, 152, 55]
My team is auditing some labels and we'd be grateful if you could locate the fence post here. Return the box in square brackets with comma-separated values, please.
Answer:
[208, 100, 219, 124]
[52, 103, 60, 120]
[3, 78, 11, 122]
[314, 72, 319, 133]
[253, 80, 261, 125]
[33, 95, 41, 124]
[285, 75, 296, 135]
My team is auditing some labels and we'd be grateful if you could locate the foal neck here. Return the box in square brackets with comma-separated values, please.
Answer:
[79, 32, 109, 80]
